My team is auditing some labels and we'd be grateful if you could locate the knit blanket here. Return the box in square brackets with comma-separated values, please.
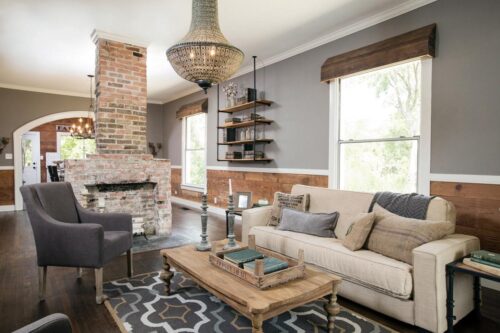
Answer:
[368, 192, 436, 220]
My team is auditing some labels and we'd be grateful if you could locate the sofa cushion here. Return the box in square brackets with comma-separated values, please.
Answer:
[268, 192, 310, 226]
[277, 208, 338, 237]
[291, 185, 373, 239]
[250, 226, 413, 299]
[342, 212, 375, 251]
[367, 205, 455, 264]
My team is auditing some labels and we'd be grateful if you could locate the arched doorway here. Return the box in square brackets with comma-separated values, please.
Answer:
[13, 111, 94, 210]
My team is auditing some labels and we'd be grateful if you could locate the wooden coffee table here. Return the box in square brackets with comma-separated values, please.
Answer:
[160, 241, 342, 333]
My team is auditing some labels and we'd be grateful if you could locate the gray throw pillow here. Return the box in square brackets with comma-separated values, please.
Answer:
[277, 208, 339, 238]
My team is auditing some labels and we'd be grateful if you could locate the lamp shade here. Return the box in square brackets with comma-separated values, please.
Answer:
[167, 0, 244, 92]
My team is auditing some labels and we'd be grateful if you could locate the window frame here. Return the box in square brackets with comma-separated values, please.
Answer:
[181, 112, 208, 192]
[328, 58, 432, 195]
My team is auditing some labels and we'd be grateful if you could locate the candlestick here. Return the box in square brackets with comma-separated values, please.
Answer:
[196, 194, 211, 251]
[224, 194, 240, 250]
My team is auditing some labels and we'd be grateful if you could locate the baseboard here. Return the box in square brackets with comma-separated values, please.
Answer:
[0, 205, 15, 212]
[171, 196, 229, 218]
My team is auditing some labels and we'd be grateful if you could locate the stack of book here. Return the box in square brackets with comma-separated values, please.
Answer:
[224, 249, 288, 274]
[463, 250, 500, 276]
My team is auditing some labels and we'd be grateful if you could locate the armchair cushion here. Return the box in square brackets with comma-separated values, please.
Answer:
[34, 183, 79, 223]
[103, 231, 133, 263]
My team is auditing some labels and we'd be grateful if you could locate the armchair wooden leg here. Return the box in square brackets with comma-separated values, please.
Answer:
[77, 267, 83, 279]
[38, 266, 47, 301]
[127, 250, 133, 278]
[95, 268, 107, 304]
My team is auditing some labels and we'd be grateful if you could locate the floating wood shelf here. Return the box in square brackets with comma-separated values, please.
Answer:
[219, 100, 273, 113]
[219, 158, 273, 163]
[218, 139, 273, 145]
[218, 119, 273, 129]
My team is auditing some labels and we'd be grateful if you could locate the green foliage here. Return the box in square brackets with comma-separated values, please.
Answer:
[60, 136, 96, 160]
[341, 61, 421, 193]
[185, 114, 206, 187]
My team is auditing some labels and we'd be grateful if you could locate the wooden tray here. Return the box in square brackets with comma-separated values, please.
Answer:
[209, 235, 305, 289]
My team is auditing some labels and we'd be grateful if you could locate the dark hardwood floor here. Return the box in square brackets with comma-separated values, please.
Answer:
[0, 204, 498, 333]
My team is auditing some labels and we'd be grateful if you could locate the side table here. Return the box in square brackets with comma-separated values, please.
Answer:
[445, 256, 500, 332]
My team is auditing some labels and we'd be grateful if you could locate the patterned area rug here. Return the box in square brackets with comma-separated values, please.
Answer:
[104, 272, 397, 333]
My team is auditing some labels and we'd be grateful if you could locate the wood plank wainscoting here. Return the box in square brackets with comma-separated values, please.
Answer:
[0, 169, 15, 206]
[431, 181, 500, 253]
[171, 168, 328, 209]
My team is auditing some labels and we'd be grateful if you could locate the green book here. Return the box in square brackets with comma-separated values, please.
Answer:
[224, 249, 264, 267]
[471, 250, 500, 266]
[243, 257, 289, 274]
[470, 257, 500, 269]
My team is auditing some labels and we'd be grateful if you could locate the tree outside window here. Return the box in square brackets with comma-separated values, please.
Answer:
[339, 60, 421, 193]
[59, 134, 96, 160]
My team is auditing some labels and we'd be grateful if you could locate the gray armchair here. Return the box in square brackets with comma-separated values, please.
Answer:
[12, 313, 72, 333]
[20, 182, 133, 304]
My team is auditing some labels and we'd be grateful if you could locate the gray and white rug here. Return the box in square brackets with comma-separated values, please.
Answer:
[104, 271, 397, 333]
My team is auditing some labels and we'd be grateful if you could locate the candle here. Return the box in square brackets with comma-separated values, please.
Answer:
[229, 179, 232, 195]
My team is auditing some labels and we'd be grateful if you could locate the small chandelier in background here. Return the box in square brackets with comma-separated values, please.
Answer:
[166, 0, 244, 93]
[71, 74, 95, 139]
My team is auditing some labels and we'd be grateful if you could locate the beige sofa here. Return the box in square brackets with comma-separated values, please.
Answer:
[242, 185, 480, 333]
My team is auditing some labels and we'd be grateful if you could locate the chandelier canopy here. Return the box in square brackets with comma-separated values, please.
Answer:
[167, 0, 244, 93]
[70, 74, 95, 139]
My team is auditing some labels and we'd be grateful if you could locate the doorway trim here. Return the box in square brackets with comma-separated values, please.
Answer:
[13, 111, 93, 210]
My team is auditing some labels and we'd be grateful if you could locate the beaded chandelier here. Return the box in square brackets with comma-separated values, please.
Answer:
[167, 0, 244, 93]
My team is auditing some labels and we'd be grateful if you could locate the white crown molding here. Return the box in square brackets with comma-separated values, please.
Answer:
[0, 82, 167, 105]
[164, 0, 437, 103]
[206, 165, 329, 176]
[430, 173, 500, 185]
[91, 29, 149, 48]
[0, 205, 15, 212]
[0, 83, 90, 98]
[0, 166, 14, 170]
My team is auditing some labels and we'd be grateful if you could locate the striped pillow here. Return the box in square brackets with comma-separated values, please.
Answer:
[366, 204, 454, 264]
[268, 192, 310, 226]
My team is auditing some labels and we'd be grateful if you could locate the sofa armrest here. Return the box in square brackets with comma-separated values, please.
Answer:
[241, 206, 273, 243]
[413, 234, 480, 333]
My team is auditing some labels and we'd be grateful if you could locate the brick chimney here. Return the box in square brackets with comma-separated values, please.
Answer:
[93, 36, 147, 154]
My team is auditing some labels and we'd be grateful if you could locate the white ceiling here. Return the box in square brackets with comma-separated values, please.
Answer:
[0, 0, 432, 103]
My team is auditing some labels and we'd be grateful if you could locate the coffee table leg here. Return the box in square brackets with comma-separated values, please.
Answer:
[251, 313, 263, 333]
[160, 255, 174, 295]
[324, 283, 341, 333]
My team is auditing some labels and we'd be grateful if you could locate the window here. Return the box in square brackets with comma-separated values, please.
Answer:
[330, 59, 431, 194]
[182, 113, 207, 190]
[57, 132, 96, 159]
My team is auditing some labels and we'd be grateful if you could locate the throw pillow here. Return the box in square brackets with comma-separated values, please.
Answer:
[366, 204, 454, 264]
[342, 212, 376, 251]
[277, 208, 339, 237]
[268, 192, 310, 226]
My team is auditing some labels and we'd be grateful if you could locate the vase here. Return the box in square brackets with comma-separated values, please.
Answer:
[226, 97, 235, 108]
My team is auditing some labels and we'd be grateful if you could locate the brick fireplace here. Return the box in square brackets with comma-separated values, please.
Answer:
[65, 33, 171, 236]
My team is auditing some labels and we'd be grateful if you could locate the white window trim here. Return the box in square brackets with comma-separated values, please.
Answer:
[181, 113, 208, 192]
[328, 58, 432, 195]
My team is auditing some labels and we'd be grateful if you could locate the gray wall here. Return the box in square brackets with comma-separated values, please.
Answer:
[162, 0, 500, 175]
[0, 87, 165, 166]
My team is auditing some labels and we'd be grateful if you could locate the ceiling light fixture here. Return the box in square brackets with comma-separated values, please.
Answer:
[70, 74, 95, 139]
[166, 0, 244, 93]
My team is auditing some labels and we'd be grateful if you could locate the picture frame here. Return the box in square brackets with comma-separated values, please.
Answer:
[235, 191, 252, 211]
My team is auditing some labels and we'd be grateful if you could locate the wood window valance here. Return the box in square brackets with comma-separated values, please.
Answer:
[321, 24, 436, 82]
[176, 98, 208, 119]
